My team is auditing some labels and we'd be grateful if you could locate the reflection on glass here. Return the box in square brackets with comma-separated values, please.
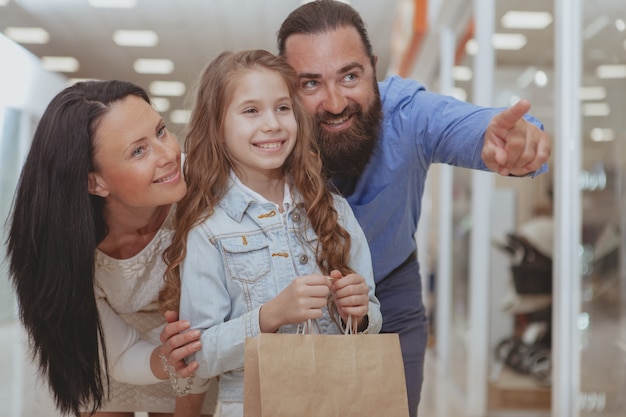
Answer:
[579, 0, 626, 412]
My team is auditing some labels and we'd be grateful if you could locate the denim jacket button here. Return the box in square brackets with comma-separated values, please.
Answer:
[298, 254, 308, 264]
[292, 212, 301, 222]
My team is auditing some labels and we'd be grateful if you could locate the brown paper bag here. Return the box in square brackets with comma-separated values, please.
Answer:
[243, 332, 409, 417]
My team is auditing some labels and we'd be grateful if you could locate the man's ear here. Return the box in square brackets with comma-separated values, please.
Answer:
[87, 172, 109, 197]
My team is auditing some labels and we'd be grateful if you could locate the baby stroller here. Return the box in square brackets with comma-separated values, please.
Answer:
[493, 216, 553, 385]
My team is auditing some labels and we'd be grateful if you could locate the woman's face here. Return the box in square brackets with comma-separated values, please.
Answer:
[88, 95, 187, 210]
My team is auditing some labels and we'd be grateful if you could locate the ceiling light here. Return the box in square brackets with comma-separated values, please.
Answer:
[453, 66, 472, 81]
[492, 33, 527, 50]
[579, 86, 606, 101]
[170, 109, 191, 124]
[590, 128, 615, 142]
[113, 30, 158, 47]
[151, 97, 171, 113]
[616, 19, 626, 32]
[149, 81, 185, 97]
[582, 102, 610, 117]
[534, 70, 548, 87]
[596, 64, 626, 79]
[4, 27, 50, 44]
[41, 56, 79, 72]
[465, 39, 478, 56]
[501, 11, 553, 30]
[134, 58, 174, 74]
[88, 0, 137, 8]
[465, 34, 527, 53]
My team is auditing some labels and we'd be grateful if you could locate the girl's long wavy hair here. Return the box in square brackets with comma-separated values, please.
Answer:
[160, 49, 353, 314]
[5, 80, 151, 416]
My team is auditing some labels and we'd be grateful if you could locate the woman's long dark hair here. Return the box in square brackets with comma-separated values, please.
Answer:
[5, 80, 150, 416]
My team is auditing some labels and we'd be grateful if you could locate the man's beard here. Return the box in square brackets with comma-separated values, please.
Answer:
[314, 88, 383, 180]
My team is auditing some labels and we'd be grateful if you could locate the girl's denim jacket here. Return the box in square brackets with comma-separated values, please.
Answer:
[179, 178, 382, 402]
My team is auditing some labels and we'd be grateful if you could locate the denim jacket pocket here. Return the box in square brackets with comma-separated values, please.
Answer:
[221, 234, 271, 283]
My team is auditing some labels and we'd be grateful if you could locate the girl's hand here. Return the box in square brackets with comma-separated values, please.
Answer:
[259, 274, 331, 333]
[154, 310, 202, 379]
[329, 270, 369, 325]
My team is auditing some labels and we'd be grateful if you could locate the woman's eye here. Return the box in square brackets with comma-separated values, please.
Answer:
[157, 125, 167, 138]
[277, 104, 291, 112]
[132, 146, 146, 157]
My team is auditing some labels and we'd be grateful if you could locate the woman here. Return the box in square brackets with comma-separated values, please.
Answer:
[6, 80, 216, 417]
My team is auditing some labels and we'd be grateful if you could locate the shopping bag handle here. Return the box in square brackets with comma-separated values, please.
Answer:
[296, 319, 322, 334]
[296, 316, 356, 335]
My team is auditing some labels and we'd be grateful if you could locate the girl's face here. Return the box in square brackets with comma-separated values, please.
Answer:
[88, 95, 187, 210]
[223, 68, 297, 183]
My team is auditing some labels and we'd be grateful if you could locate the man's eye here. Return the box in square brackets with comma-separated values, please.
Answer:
[343, 73, 359, 84]
[302, 80, 319, 89]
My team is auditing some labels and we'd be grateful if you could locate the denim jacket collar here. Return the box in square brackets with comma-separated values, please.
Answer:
[218, 177, 300, 224]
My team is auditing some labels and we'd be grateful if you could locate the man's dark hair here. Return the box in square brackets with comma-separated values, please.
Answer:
[277, 0, 376, 69]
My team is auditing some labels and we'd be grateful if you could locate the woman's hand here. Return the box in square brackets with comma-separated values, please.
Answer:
[259, 274, 331, 333]
[329, 270, 370, 327]
[173, 392, 208, 417]
[152, 310, 202, 380]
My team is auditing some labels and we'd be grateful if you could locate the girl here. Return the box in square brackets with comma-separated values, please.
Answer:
[6, 80, 216, 417]
[160, 49, 382, 417]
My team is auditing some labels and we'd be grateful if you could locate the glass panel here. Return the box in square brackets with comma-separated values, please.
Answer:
[466, 0, 556, 413]
[449, 166, 472, 395]
[579, 1, 626, 414]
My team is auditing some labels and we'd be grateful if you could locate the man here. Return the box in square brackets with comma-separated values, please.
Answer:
[277, 1, 551, 416]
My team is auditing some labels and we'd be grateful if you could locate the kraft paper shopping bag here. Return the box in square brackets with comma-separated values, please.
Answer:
[243, 332, 409, 417]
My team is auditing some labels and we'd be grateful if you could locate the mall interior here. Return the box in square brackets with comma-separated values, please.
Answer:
[0, 0, 625, 416]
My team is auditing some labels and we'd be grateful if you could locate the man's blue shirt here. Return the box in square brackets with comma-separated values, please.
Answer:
[332, 75, 545, 283]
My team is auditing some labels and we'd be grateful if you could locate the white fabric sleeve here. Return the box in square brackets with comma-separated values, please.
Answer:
[95, 289, 161, 385]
